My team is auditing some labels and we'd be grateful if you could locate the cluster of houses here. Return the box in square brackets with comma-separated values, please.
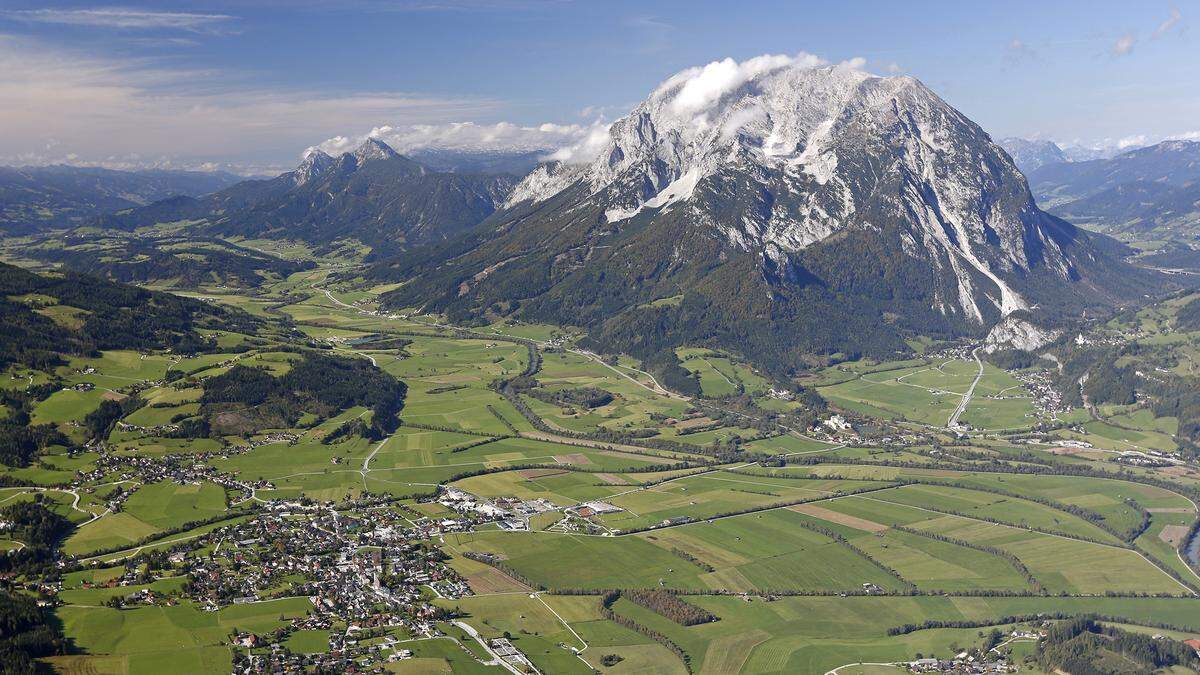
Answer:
[1012, 369, 1069, 419]
[72, 452, 273, 515]
[907, 656, 1013, 673]
[139, 498, 485, 671]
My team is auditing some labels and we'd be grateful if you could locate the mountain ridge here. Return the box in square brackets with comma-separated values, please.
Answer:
[0, 165, 244, 234]
[1029, 139, 1200, 241]
[91, 139, 517, 256]
[369, 59, 1163, 371]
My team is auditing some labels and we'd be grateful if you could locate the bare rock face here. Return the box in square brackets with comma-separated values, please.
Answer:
[984, 316, 1061, 353]
[505, 58, 1085, 324]
[377, 56, 1162, 366]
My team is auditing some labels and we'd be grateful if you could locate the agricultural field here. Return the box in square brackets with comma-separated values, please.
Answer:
[525, 350, 692, 435]
[52, 597, 312, 674]
[4, 262, 1200, 675]
[817, 356, 1039, 431]
[600, 594, 1200, 674]
[676, 348, 769, 398]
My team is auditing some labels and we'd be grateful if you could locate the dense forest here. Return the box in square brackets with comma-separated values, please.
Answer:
[1176, 296, 1200, 332]
[0, 590, 67, 674]
[0, 499, 75, 577]
[528, 386, 614, 410]
[0, 262, 258, 370]
[193, 352, 406, 438]
[623, 589, 719, 626]
[0, 387, 70, 467]
[1150, 377, 1200, 455]
[1036, 617, 1200, 674]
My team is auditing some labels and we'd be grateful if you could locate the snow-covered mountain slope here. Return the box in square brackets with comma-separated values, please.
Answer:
[503, 59, 1086, 322]
[375, 56, 1166, 368]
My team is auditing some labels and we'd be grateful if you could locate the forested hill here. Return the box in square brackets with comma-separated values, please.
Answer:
[91, 139, 517, 257]
[1037, 617, 1200, 673]
[189, 352, 407, 438]
[0, 261, 260, 370]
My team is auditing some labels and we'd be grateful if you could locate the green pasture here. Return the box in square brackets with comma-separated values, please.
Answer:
[53, 597, 312, 674]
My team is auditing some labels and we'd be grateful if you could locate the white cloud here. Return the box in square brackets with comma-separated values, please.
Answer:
[546, 52, 854, 166]
[311, 121, 595, 157]
[1112, 33, 1136, 56]
[545, 122, 613, 164]
[1005, 38, 1038, 61]
[2, 8, 236, 33]
[1153, 7, 1182, 38]
[660, 53, 825, 118]
[1116, 134, 1147, 149]
[0, 34, 505, 171]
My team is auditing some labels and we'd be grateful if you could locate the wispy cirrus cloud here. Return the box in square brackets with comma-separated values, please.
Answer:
[1111, 33, 1136, 56]
[1, 7, 237, 33]
[1110, 7, 1182, 57]
[1153, 7, 1183, 38]
[1005, 37, 1038, 61]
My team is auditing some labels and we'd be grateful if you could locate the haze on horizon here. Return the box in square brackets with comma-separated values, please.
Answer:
[1, 0, 1196, 174]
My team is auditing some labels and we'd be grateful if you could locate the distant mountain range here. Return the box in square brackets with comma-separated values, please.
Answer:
[997, 138, 1068, 174]
[1021, 140, 1200, 243]
[10, 65, 1178, 372]
[369, 63, 1161, 370]
[0, 165, 244, 234]
[998, 138, 1143, 175]
[93, 139, 518, 256]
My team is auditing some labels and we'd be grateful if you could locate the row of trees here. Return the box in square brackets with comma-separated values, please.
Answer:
[623, 589, 718, 626]
[888, 612, 1199, 638]
[599, 591, 692, 673]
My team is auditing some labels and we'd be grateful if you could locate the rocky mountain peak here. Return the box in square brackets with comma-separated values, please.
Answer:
[506, 57, 1060, 321]
[375, 55, 1163, 367]
[293, 148, 336, 185]
[351, 137, 403, 164]
[998, 138, 1068, 174]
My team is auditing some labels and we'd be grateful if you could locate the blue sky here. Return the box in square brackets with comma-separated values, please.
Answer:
[1, 0, 1196, 172]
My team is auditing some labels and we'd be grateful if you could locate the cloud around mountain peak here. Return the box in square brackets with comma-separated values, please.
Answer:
[307, 52, 875, 168]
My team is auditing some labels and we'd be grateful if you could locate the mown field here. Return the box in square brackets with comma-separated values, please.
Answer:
[4, 263, 1199, 675]
[817, 358, 1038, 431]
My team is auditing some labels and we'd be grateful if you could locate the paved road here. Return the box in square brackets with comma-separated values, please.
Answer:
[947, 346, 983, 429]
[825, 661, 903, 674]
